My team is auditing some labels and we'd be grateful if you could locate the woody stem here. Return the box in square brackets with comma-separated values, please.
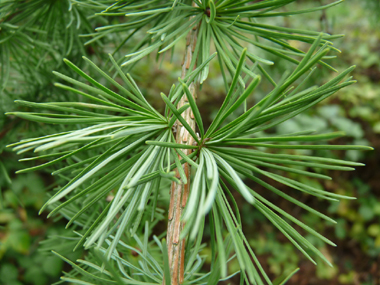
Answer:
[165, 6, 199, 285]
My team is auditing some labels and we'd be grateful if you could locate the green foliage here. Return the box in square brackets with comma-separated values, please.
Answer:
[1, 0, 376, 284]
[6, 43, 371, 284]
[94, 0, 343, 85]
[0, 169, 69, 285]
[0, 0, 106, 94]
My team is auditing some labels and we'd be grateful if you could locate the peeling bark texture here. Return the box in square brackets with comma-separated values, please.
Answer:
[165, 4, 199, 285]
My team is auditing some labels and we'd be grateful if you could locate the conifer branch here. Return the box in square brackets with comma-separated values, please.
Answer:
[166, 3, 200, 284]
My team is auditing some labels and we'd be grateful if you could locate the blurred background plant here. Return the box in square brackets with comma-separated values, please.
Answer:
[0, 0, 379, 284]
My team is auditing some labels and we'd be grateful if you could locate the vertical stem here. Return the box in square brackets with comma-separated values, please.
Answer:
[166, 5, 199, 285]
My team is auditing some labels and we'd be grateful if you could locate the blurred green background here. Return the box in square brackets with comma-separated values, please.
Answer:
[1, 1, 379, 284]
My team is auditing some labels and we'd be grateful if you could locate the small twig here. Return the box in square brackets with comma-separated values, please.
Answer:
[165, 2, 200, 284]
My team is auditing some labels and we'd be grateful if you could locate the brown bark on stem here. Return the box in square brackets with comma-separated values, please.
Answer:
[166, 5, 199, 285]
